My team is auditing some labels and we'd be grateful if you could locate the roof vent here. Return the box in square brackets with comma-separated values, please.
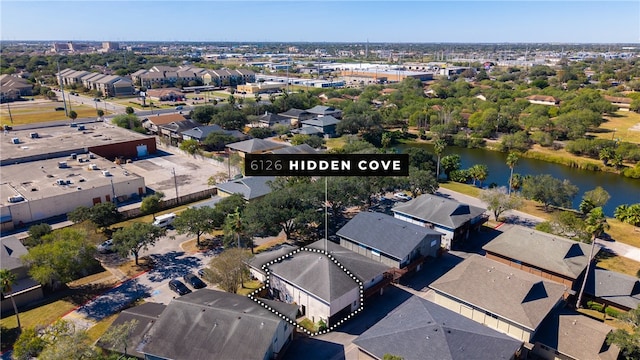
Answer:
[102, 170, 112, 177]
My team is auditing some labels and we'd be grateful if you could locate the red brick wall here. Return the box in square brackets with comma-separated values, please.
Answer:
[89, 137, 157, 160]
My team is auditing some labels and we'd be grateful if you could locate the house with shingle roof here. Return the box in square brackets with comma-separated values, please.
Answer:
[526, 95, 560, 106]
[392, 194, 488, 250]
[215, 176, 275, 201]
[278, 108, 314, 127]
[256, 112, 291, 128]
[337, 212, 442, 269]
[142, 113, 188, 135]
[299, 115, 341, 137]
[305, 105, 343, 119]
[225, 138, 286, 157]
[354, 296, 524, 360]
[429, 255, 567, 342]
[181, 125, 248, 144]
[271, 144, 318, 155]
[0, 75, 33, 101]
[96, 302, 166, 358]
[603, 95, 632, 110]
[0, 236, 43, 313]
[585, 268, 640, 311]
[482, 225, 594, 292]
[136, 290, 297, 360]
[531, 308, 620, 360]
[267, 248, 361, 326]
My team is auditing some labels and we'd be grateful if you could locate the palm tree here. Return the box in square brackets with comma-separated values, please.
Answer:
[506, 152, 519, 195]
[0, 269, 21, 330]
[434, 139, 446, 180]
[226, 207, 244, 250]
[576, 207, 610, 308]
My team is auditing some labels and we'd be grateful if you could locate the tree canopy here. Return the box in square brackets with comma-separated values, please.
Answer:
[112, 223, 167, 265]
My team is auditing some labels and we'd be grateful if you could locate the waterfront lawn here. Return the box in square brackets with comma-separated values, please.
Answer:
[606, 218, 640, 248]
[590, 111, 640, 144]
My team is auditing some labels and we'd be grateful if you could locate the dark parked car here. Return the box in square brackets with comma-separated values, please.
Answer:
[54, 107, 65, 111]
[168, 279, 191, 295]
[183, 273, 206, 289]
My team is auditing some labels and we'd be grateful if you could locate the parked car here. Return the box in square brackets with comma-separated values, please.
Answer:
[197, 268, 208, 278]
[183, 273, 206, 289]
[97, 239, 114, 254]
[168, 279, 191, 295]
[393, 192, 412, 201]
[93, 98, 101, 102]
[3, 125, 12, 131]
[175, 105, 183, 110]
[54, 107, 65, 111]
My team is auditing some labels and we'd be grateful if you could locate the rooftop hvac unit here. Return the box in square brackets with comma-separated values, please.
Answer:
[11, 138, 19, 144]
[30, 132, 39, 139]
[56, 179, 67, 185]
[88, 164, 98, 170]
[102, 170, 112, 177]
[58, 161, 68, 168]
[77, 125, 85, 131]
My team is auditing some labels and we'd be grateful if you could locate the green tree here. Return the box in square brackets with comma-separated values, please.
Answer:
[67, 206, 91, 224]
[173, 206, 218, 247]
[579, 186, 610, 215]
[225, 207, 245, 249]
[27, 223, 52, 243]
[89, 202, 122, 232]
[405, 168, 439, 198]
[607, 305, 640, 359]
[615, 204, 640, 227]
[0, 269, 21, 330]
[140, 191, 165, 220]
[434, 139, 446, 180]
[203, 131, 236, 151]
[97, 109, 104, 117]
[125, 106, 134, 115]
[468, 164, 489, 187]
[112, 223, 167, 265]
[248, 127, 273, 139]
[244, 183, 321, 241]
[521, 174, 579, 212]
[13, 327, 47, 359]
[576, 207, 609, 308]
[383, 354, 404, 360]
[440, 154, 461, 180]
[68, 110, 77, 121]
[290, 134, 325, 148]
[506, 152, 519, 195]
[205, 248, 252, 293]
[22, 228, 98, 289]
[479, 187, 523, 221]
[179, 139, 201, 156]
[99, 319, 139, 357]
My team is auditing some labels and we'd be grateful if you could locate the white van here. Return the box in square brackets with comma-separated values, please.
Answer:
[153, 213, 176, 228]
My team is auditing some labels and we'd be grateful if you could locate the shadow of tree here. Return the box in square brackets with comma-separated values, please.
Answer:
[76, 279, 152, 322]
[145, 251, 203, 283]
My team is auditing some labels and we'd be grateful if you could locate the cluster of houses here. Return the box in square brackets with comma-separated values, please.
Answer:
[87, 185, 638, 359]
[142, 104, 343, 147]
[131, 65, 255, 88]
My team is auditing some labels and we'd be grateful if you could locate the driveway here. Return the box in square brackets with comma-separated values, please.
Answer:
[61, 229, 214, 329]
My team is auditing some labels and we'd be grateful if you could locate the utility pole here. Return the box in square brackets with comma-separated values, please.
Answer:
[57, 60, 69, 117]
[6, 100, 13, 124]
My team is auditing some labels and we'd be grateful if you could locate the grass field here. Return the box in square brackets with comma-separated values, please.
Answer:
[597, 253, 640, 278]
[86, 313, 119, 343]
[590, 111, 640, 144]
[0, 101, 108, 125]
[237, 280, 262, 296]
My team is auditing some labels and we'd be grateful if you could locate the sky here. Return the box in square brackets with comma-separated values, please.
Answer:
[1, 1, 638, 43]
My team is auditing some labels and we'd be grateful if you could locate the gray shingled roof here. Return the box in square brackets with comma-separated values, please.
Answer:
[354, 296, 523, 360]
[482, 226, 593, 279]
[180, 124, 224, 140]
[271, 144, 318, 154]
[301, 115, 340, 127]
[429, 255, 566, 331]
[533, 308, 620, 360]
[97, 302, 166, 358]
[215, 176, 275, 200]
[306, 105, 339, 115]
[140, 289, 297, 360]
[337, 212, 441, 261]
[269, 250, 359, 303]
[257, 112, 289, 125]
[279, 108, 308, 118]
[1, 236, 28, 272]
[247, 244, 299, 277]
[307, 239, 390, 282]
[392, 194, 487, 229]
[586, 268, 640, 310]
[225, 138, 286, 153]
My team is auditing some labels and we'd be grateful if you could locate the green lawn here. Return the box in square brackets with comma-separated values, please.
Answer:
[237, 280, 262, 296]
[590, 111, 640, 144]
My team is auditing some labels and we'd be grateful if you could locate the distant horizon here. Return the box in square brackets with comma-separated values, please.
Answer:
[2, 40, 639, 46]
[1, 1, 638, 43]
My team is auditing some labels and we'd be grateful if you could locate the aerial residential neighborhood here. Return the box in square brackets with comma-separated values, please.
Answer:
[1, 2, 640, 360]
